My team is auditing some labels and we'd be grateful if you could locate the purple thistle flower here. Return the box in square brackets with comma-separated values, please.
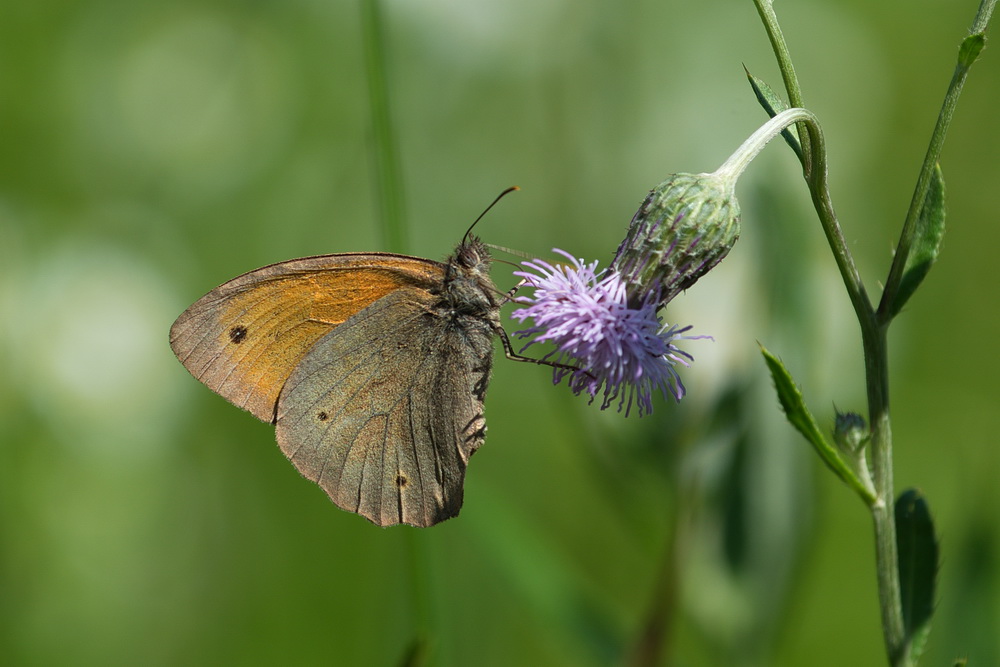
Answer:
[511, 249, 710, 416]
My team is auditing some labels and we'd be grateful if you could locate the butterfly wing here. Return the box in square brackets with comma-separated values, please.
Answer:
[169, 253, 444, 423]
[274, 287, 495, 527]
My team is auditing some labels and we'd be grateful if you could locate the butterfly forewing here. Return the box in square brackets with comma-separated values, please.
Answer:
[169, 254, 445, 422]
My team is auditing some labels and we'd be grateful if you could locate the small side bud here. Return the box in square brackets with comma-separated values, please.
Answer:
[611, 172, 740, 305]
[833, 410, 869, 453]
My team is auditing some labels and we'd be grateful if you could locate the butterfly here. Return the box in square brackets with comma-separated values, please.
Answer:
[170, 217, 547, 527]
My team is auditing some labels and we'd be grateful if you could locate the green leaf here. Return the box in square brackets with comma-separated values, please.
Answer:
[889, 163, 946, 318]
[958, 33, 985, 67]
[759, 345, 876, 505]
[896, 489, 939, 664]
[744, 66, 803, 161]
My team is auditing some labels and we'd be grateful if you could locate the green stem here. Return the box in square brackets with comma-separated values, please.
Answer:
[799, 120, 908, 666]
[361, 0, 407, 252]
[972, 0, 998, 31]
[872, 3, 993, 659]
[715, 108, 873, 323]
[864, 324, 906, 667]
[751, 3, 995, 666]
[719, 112, 905, 666]
[749, 6, 907, 664]
[751, 0, 811, 172]
[784, 124, 906, 665]
[878, 0, 995, 322]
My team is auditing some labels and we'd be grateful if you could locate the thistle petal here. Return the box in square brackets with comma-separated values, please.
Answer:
[512, 250, 709, 416]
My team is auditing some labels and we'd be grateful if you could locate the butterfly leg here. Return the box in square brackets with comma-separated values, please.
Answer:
[492, 278, 526, 306]
[492, 323, 592, 378]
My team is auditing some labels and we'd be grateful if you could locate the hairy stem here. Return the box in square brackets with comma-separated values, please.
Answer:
[863, 324, 907, 666]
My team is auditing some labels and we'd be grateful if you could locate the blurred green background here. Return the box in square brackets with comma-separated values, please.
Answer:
[2, 0, 998, 665]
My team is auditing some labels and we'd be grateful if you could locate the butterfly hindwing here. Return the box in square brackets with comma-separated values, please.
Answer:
[274, 287, 495, 527]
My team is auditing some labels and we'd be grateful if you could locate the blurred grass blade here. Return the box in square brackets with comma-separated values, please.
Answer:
[896, 489, 939, 664]
[760, 345, 876, 504]
[397, 637, 427, 667]
[888, 164, 946, 318]
[362, 0, 407, 252]
[744, 66, 803, 161]
[470, 482, 622, 663]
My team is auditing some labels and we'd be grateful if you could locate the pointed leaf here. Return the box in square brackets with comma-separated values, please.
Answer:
[958, 33, 985, 67]
[744, 66, 803, 161]
[889, 163, 945, 317]
[760, 345, 876, 504]
[896, 489, 939, 663]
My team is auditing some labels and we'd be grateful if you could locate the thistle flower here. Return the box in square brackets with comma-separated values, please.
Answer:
[511, 250, 707, 416]
[513, 135, 763, 413]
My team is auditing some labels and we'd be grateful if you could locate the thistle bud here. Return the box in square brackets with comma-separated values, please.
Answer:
[611, 171, 740, 305]
[833, 410, 869, 453]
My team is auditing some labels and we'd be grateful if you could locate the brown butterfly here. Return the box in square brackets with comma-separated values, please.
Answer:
[169, 203, 559, 527]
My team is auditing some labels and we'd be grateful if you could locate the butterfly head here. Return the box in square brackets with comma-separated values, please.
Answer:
[453, 235, 491, 271]
[443, 235, 498, 314]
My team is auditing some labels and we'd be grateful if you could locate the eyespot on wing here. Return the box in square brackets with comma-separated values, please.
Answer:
[169, 253, 446, 422]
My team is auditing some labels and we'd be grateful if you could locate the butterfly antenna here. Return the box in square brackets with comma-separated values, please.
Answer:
[485, 243, 533, 261]
[463, 186, 520, 244]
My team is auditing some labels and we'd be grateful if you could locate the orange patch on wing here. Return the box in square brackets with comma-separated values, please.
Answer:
[305, 266, 442, 326]
[173, 255, 448, 423]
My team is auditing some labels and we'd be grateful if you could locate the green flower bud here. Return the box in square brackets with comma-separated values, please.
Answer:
[833, 410, 869, 453]
[611, 171, 740, 304]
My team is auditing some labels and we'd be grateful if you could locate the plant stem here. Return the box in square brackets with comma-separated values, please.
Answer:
[727, 106, 908, 663]
[878, 0, 995, 322]
[863, 324, 907, 667]
[716, 108, 873, 323]
[751, 0, 811, 172]
[751, 2, 995, 665]
[870, 3, 993, 662]
[790, 118, 908, 667]
[749, 5, 909, 664]
[361, 0, 407, 253]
